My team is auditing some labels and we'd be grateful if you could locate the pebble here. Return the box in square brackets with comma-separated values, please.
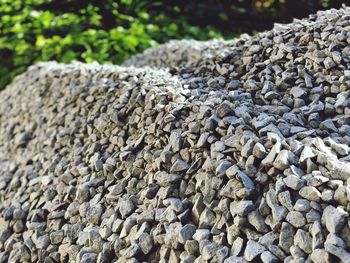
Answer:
[230, 200, 254, 216]
[273, 150, 293, 170]
[310, 249, 332, 263]
[170, 159, 190, 173]
[294, 229, 312, 254]
[199, 209, 216, 228]
[252, 143, 267, 159]
[178, 224, 196, 244]
[279, 222, 295, 253]
[244, 240, 266, 261]
[299, 186, 322, 202]
[284, 175, 304, 190]
[119, 200, 136, 219]
[261, 251, 278, 263]
[286, 211, 306, 228]
[293, 199, 311, 212]
[322, 205, 348, 233]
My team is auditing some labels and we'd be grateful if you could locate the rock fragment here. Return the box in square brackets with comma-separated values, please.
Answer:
[322, 205, 348, 233]
[244, 240, 266, 261]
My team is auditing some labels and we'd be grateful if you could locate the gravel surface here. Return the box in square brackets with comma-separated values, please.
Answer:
[1, 6, 350, 263]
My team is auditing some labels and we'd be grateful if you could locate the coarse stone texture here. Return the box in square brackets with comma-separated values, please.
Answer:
[1, 6, 350, 263]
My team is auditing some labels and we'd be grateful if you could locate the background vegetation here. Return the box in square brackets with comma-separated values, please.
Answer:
[0, 0, 346, 89]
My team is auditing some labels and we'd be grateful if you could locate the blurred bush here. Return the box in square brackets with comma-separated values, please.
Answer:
[0, 0, 345, 89]
[156, 0, 344, 36]
[0, 0, 221, 89]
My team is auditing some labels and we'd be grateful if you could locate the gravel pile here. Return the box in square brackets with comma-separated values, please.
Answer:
[1, 6, 350, 263]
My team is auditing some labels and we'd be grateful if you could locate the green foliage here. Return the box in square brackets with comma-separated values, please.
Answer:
[0, 0, 222, 89]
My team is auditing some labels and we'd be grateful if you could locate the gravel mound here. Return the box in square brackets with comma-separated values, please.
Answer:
[1, 6, 350, 263]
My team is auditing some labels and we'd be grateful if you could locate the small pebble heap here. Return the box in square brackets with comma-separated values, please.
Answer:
[1, 6, 350, 263]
